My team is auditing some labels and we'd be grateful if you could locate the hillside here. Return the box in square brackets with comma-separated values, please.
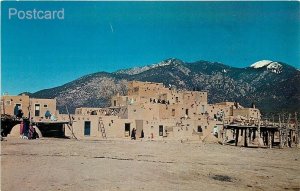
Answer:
[30, 58, 300, 114]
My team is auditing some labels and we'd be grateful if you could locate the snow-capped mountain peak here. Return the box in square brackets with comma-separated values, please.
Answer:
[250, 60, 283, 74]
[250, 60, 273, 68]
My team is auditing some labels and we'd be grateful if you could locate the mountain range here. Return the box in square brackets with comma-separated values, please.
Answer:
[27, 58, 300, 115]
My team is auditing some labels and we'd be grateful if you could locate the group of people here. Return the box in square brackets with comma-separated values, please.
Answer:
[19, 120, 39, 139]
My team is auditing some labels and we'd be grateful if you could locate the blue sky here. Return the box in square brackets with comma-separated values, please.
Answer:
[2, 1, 299, 95]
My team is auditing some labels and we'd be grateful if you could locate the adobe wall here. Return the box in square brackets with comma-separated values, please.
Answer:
[233, 108, 261, 119]
[127, 104, 160, 120]
[1, 95, 30, 117]
[30, 98, 57, 121]
[64, 114, 136, 139]
[1, 96, 57, 121]
[62, 113, 217, 141]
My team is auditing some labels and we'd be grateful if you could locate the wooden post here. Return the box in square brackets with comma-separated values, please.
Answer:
[272, 131, 275, 147]
[295, 112, 299, 148]
[235, 128, 239, 146]
[249, 128, 252, 145]
[257, 119, 264, 147]
[269, 130, 272, 149]
[282, 113, 286, 147]
[2, 98, 5, 115]
[266, 131, 268, 147]
[222, 128, 227, 145]
[65, 105, 77, 140]
[286, 114, 291, 147]
[279, 114, 283, 148]
[222, 114, 226, 145]
[244, 128, 248, 147]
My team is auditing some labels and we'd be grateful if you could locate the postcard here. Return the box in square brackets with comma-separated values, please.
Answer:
[1, 1, 299, 191]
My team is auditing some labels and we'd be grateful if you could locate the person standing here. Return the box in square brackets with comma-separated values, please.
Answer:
[131, 128, 136, 140]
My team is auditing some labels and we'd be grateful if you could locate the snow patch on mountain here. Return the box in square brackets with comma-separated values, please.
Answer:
[250, 60, 283, 74]
[267, 62, 283, 74]
[250, 60, 273, 68]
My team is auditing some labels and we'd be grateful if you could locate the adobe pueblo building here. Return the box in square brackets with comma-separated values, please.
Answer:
[1, 94, 68, 137]
[2, 81, 299, 147]
[60, 81, 261, 141]
[1, 81, 263, 142]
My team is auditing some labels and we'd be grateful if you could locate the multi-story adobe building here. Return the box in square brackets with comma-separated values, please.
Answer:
[1, 81, 261, 140]
[62, 81, 261, 141]
[1, 94, 58, 121]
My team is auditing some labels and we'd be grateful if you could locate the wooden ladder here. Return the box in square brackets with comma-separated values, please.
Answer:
[98, 117, 106, 139]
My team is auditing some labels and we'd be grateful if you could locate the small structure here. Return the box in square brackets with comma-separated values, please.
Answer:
[1, 94, 67, 138]
[223, 113, 299, 148]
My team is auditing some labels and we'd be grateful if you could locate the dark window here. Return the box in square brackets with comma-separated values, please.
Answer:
[14, 104, 21, 116]
[35, 104, 40, 116]
[197, 126, 203, 132]
[84, 121, 91, 136]
[114, 100, 117, 106]
[159, 125, 163, 136]
[44, 104, 48, 108]
[172, 109, 175, 116]
[185, 109, 189, 115]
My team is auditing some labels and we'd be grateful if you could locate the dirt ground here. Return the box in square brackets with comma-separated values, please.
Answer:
[1, 138, 300, 191]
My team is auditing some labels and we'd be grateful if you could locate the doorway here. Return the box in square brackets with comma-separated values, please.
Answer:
[125, 123, 130, 137]
[84, 121, 91, 136]
[159, 125, 163, 136]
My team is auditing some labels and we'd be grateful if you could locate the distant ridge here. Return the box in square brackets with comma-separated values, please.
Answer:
[29, 58, 300, 114]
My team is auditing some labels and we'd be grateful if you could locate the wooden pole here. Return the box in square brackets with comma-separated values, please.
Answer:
[269, 130, 272, 149]
[282, 117, 285, 147]
[265, 131, 268, 146]
[257, 119, 261, 138]
[279, 114, 283, 148]
[235, 128, 239, 146]
[2, 98, 5, 115]
[295, 112, 299, 148]
[222, 111, 226, 145]
[257, 119, 265, 147]
[286, 114, 291, 147]
[65, 105, 77, 139]
[244, 128, 248, 147]
[272, 131, 275, 147]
